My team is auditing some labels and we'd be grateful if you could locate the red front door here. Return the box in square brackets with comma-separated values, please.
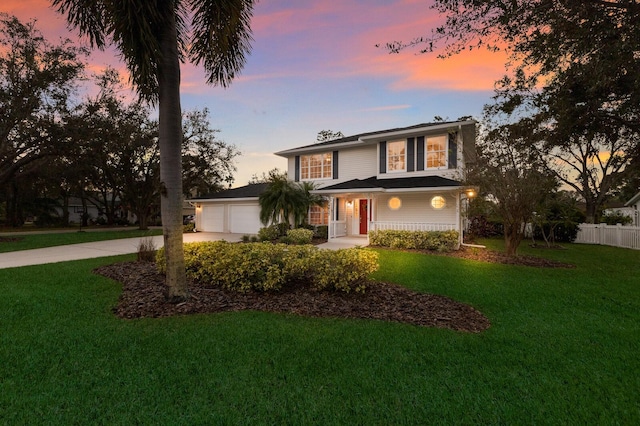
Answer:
[359, 199, 368, 234]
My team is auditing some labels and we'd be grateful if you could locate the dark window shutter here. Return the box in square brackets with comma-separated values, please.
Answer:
[379, 141, 386, 174]
[294, 156, 300, 181]
[407, 137, 415, 172]
[448, 133, 457, 169]
[416, 136, 425, 171]
[333, 151, 338, 179]
[335, 198, 340, 220]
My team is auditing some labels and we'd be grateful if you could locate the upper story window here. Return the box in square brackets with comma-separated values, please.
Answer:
[387, 140, 406, 172]
[301, 153, 332, 180]
[426, 135, 448, 168]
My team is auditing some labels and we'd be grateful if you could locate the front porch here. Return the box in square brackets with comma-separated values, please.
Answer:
[329, 220, 458, 242]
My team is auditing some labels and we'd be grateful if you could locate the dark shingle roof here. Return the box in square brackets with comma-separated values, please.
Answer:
[284, 120, 468, 152]
[315, 176, 462, 192]
[193, 183, 270, 200]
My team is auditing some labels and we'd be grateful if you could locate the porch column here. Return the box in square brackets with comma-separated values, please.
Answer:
[328, 196, 334, 239]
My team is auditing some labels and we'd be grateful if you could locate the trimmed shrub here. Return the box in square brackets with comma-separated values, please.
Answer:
[368, 229, 459, 252]
[601, 211, 633, 226]
[314, 225, 328, 240]
[156, 241, 379, 293]
[310, 248, 379, 293]
[286, 228, 314, 244]
[258, 225, 280, 241]
[183, 223, 195, 233]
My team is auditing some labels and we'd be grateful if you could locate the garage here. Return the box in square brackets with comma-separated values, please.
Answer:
[229, 204, 262, 234]
[200, 205, 224, 232]
[190, 183, 270, 234]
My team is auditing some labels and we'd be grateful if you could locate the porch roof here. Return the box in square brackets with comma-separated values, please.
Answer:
[312, 176, 462, 194]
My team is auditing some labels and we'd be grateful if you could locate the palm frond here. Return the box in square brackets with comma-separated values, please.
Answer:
[189, 0, 256, 87]
[51, 0, 107, 48]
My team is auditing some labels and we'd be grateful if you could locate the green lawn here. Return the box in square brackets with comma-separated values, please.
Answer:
[1, 242, 638, 424]
[0, 229, 162, 253]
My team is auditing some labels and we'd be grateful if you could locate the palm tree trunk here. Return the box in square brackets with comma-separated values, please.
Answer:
[157, 10, 187, 302]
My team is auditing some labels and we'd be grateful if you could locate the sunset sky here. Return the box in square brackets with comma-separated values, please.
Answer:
[4, 0, 508, 186]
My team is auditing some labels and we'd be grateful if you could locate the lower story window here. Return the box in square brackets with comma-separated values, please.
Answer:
[309, 205, 329, 225]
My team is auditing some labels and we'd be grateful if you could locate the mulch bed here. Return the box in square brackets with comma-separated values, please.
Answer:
[93, 246, 573, 333]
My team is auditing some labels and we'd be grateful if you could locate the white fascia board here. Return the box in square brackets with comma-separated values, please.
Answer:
[311, 188, 385, 195]
[189, 197, 259, 203]
[358, 120, 476, 142]
[384, 186, 462, 194]
[625, 191, 640, 206]
[274, 140, 363, 157]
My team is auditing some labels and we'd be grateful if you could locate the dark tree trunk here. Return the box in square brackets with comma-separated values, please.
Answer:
[504, 222, 524, 257]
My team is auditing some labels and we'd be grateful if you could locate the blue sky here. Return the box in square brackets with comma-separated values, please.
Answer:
[6, 0, 507, 186]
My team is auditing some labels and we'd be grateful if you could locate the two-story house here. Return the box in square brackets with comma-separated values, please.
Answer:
[191, 120, 477, 243]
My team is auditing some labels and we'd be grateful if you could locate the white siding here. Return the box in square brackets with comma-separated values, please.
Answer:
[376, 193, 457, 224]
[287, 157, 296, 181]
[335, 145, 378, 183]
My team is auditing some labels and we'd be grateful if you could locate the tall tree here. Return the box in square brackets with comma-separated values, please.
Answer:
[0, 14, 85, 215]
[467, 125, 557, 256]
[182, 108, 239, 197]
[385, 0, 640, 218]
[53, 0, 256, 301]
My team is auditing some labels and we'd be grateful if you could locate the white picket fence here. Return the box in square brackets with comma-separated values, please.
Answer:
[575, 223, 640, 250]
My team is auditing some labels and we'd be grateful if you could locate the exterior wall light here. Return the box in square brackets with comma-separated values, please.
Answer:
[431, 195, 446, 209]
[388, 196, 402, 210]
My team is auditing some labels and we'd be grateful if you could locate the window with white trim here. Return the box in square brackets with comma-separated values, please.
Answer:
[309, 205, 329, 225]
[301, 153, 332, 180]
[426, 135, 447, 168]
[387, 140, 406, 172]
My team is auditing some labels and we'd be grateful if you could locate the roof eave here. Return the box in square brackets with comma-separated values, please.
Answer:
[358, 120, 476, 142]
[187, 197, 259, 203]
[625, 191, 640, 206]
[274, 139, 363, 157]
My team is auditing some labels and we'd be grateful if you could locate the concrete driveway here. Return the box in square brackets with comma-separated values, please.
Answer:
[0, 233, 368, 269]
[0, 232, 244, 269]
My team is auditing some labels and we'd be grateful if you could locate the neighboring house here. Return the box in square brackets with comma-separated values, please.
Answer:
[191, 120, 477, 241]
[53, 197, 102, 224]
[600, 192, 640, 226]
[623, 191, 640, 226]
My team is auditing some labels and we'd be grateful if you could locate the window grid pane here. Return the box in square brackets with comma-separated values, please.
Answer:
[425, 136, 447, 168]
[387, 141, 405, 172]
[301, 153, 333, 179]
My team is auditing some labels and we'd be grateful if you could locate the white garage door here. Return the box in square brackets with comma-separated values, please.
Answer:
[201, 205, 224, 232]
[229, 204, 262, 234]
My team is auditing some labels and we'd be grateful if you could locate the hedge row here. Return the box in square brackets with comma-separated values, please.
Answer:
[368, 229, 459, 251]
[156, 241, 379, 293]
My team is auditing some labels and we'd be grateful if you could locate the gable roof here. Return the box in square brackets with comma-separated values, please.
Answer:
[275, 120, 476, 156]
[312, 176, 462, 194]
[625, 190, 640, 207]
[191, 183, 269, 201]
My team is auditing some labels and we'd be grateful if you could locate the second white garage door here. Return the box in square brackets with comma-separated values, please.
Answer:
[229, 204, 262, 234]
